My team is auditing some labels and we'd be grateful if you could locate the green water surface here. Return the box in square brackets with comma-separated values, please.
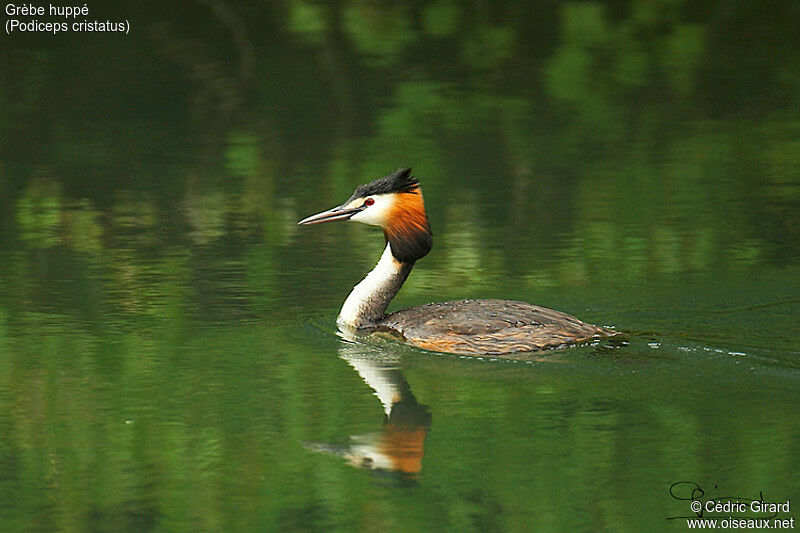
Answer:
[1, 2, 799, 531]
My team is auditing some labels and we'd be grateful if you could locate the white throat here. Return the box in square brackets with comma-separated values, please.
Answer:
[338, 243, 409, 328]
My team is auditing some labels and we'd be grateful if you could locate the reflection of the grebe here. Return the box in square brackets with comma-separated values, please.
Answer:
[305, 337, 431, 477]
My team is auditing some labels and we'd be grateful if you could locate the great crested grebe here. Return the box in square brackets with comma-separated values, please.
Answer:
[298, 168, 611, 355]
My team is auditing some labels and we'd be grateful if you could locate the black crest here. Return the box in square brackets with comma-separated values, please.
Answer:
[347, 168, 419, 202]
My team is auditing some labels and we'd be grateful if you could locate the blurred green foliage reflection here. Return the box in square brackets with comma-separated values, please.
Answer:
[1, 1, 799, 531]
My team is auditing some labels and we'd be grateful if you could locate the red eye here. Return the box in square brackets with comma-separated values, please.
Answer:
[364, 198, 374, 206]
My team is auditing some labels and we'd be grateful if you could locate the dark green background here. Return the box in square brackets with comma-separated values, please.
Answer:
[1, 1, 799, 531]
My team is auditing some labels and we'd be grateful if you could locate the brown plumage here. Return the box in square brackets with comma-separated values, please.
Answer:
[383, 186, 432, 264]
[380, 299, 608, 355]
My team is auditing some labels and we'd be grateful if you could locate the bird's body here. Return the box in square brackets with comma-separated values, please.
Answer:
[381, 299, 607, 354]
[299, 169, 611, 355]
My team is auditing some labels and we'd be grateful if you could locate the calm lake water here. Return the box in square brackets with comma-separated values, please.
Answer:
[1, 2, 799, 531]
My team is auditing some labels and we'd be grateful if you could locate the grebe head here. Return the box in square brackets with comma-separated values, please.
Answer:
[298, 168, 432, 263]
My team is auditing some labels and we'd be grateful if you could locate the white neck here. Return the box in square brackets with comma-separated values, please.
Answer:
[337, 243, 410, 328]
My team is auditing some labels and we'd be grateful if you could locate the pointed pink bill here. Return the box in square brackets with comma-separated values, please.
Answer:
[297, 204, 364, 225]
